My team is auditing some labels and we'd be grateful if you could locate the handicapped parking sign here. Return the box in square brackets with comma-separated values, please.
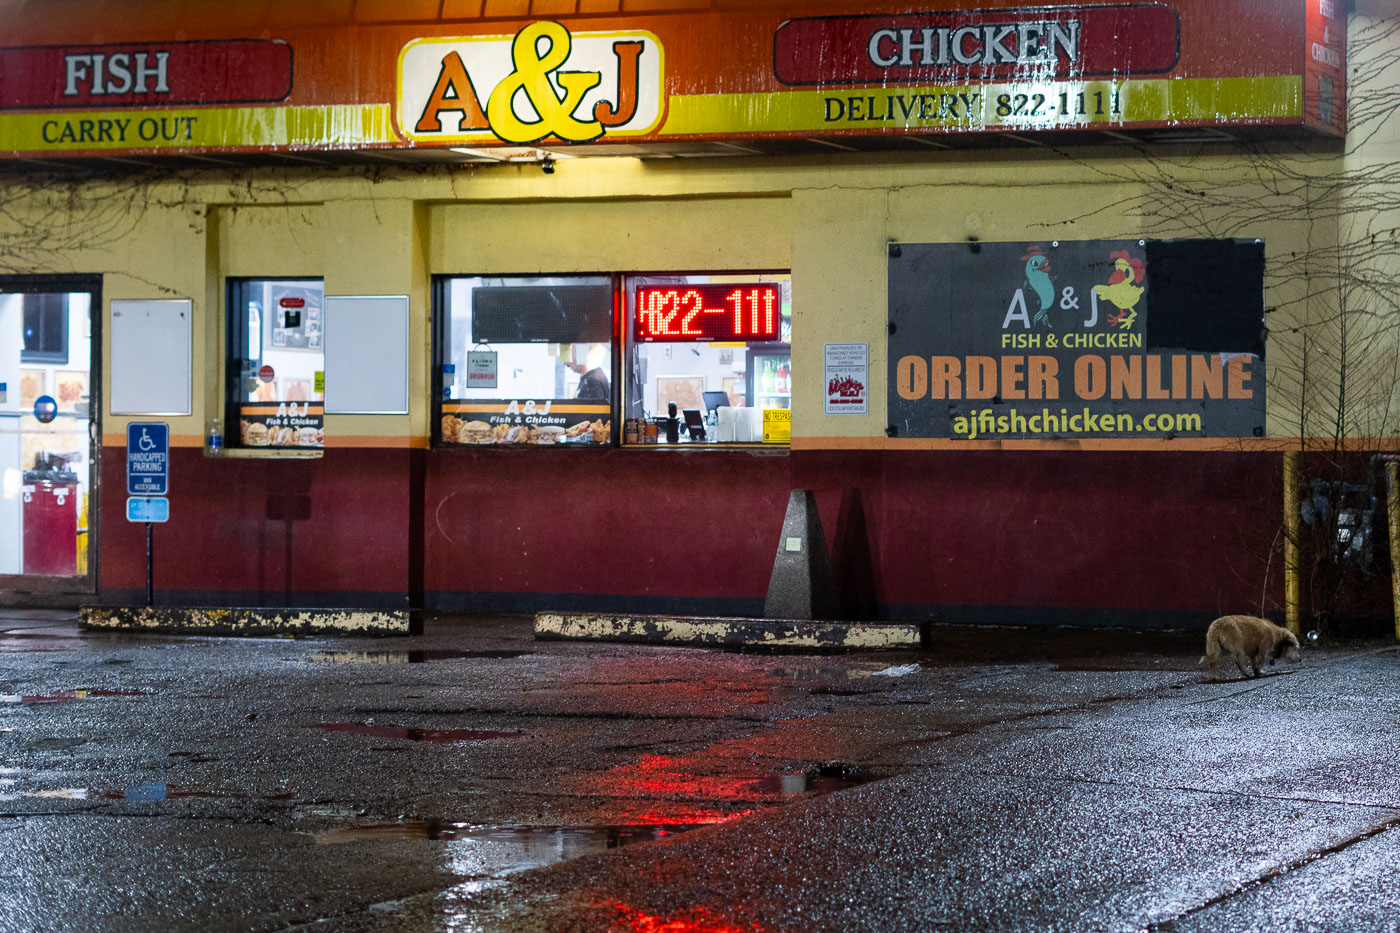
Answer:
[126, 422, 169, 496]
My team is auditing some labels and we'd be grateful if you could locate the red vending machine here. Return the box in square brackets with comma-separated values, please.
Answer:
[22, 480, 77, 576]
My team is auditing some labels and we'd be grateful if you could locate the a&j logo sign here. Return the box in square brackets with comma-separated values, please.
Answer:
[396, 22, 664, 145]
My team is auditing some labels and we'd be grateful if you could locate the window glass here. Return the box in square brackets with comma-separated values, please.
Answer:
[623, 273, 791, 445]
[226, 278, 324, 449]
[3, 288, 93, 578]
[438, 276, 613, 446]
[21, 293, 69, 364]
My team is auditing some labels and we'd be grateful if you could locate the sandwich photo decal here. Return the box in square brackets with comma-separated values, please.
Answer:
[239, 401, 324, 449]
[441, 398, 610, 446]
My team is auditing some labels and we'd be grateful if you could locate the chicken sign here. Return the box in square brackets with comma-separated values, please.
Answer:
[888, 238, 1266, 442]
[1094, 250, 1147, 330]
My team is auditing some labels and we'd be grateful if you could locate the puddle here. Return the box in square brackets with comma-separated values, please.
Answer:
[1, 689, 148, 703]
[305, 723, 522, 743]
[316, 821, 688, 847]
[297, 650, 531, 665]
[748, 764, 871, 796]
[560, 757, 876, 816]
[314, 821, 699, 883]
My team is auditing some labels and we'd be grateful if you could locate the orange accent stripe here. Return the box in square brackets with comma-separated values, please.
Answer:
[445, 403, 610, 414]
[103, 434, 205, 447]
[323, 435, 430, 448]
[241, 404, 325, 414]
[104, 434, 427, 448]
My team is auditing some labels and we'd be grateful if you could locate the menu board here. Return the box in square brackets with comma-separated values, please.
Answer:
[470, 285, 612, 344]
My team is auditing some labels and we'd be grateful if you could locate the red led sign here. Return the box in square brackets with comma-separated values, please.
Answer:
[635, 284, 782, 342]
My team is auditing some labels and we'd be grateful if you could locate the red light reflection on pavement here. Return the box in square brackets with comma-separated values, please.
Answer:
[547, 742, 865, 826]
[628, 809, 752, 827]
[604, 900, 765, 933]
[601, 754, 801, 802]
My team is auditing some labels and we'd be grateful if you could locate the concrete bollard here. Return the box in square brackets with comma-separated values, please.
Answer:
[763, 489, 838, 620]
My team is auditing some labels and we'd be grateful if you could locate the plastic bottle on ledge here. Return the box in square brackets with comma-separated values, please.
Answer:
[207, 417, 223, 453]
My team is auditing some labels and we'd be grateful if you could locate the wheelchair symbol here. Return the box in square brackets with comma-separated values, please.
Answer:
[138, 428, 156, 451]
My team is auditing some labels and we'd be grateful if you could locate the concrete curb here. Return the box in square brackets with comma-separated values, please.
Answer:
[534, 611, 924, 651]
[79, 606, 415, 637]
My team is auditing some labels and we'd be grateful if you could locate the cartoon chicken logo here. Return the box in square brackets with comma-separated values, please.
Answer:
[1021, 244, 1055, 328]
[1093, 249, 1146, 330]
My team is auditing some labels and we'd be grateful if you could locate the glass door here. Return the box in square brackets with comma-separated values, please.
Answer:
[0, 277, 100, 594]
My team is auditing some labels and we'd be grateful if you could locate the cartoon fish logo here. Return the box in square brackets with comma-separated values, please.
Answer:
[1021, 244, 1055, 328]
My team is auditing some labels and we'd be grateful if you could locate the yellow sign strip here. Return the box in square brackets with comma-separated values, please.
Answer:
[662, 75, 1302, 136]
[2, 75, 1300, 155]
[2, 74, 1299, 155]
[2, 104, 394, 153]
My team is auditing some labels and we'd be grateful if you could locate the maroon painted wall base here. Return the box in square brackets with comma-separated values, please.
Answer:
[97, 446, 1287, 628]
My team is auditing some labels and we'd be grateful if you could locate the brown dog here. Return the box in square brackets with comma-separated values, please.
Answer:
[1201, 615, 1301, 680]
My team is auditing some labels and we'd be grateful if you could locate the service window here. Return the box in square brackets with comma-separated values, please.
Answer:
[624, 273, 791, 445]
[436, 276, 614, 446]
[225, 278, 325, 449]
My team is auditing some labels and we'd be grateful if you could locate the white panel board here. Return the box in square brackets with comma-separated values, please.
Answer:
[110, 299, 192, 415]
[323, 295, 409, 415]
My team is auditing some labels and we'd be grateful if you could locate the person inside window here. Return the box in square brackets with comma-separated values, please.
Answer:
[568, 343, 610, 400]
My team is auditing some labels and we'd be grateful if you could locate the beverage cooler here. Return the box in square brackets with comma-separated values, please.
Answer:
[22, 478, 77, 575]
[747, 347, 791, 409]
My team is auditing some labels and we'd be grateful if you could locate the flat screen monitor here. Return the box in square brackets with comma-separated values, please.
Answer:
[701, 390, 730, 415]
[682, 408, 706, 440]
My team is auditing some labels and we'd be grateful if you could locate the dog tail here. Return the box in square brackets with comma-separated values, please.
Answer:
[1200, 625, 1221, 668]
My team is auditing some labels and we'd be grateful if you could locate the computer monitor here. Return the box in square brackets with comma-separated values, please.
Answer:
[701, 390, 730, 417]
[682, 408, 706, 440]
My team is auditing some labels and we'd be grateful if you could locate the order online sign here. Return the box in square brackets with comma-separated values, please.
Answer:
[887, 239, 1266, 441]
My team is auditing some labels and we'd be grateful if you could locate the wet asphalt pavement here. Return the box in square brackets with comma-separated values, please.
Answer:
[2, 610, 1399, 932]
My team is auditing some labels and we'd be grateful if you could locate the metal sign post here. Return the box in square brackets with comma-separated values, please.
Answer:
[126, 424, 170, 608]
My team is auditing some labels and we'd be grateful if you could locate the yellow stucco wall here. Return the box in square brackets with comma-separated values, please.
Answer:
[3, 117, 1385, 450]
